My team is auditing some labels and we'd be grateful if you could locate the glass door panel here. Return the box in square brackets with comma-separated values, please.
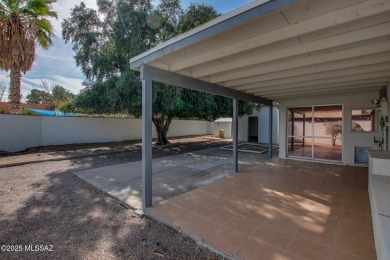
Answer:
[287, 105, 343, 162]
[288, 107, 312, 158]
[313, 105, 343, 138]
[288, 136, 312, 158]
[313, 138, 342, 161]
[313, 105, 342, 161]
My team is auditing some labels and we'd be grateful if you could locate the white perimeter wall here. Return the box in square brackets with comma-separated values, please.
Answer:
[0, 115, 213, 152]
[213, 122, 232, 138]
[278, 91, 381, 165]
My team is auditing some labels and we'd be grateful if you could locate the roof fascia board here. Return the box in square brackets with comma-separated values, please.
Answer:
[130, 0, 301, 69]
[141, 64, 273, 106]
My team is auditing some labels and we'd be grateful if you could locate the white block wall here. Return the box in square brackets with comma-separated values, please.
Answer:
[0, 115, 214, 152]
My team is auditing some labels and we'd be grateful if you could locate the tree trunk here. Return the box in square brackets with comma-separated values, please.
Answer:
[152, 115, 172, 146]
[10, 65, 22, 114]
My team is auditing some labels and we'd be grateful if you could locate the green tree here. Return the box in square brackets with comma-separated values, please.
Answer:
[177, 3, 218, 32]
[51, 84, 75, 110]
[26, 89, 51, 104]
[0, 0, 57, 114]
[63, 1, 256, 145]
[26, 81, 75, 109]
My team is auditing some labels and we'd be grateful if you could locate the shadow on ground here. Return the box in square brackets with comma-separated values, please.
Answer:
[0, 154, 220, 259]
[0, 140, 275, 259]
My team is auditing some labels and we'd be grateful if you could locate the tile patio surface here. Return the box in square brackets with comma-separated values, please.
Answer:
[147, 158, 375, 260]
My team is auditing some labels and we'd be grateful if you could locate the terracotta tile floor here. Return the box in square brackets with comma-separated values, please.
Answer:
[147, 158, 376, 260]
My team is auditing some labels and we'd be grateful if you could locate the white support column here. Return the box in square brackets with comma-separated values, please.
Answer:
[233, 98, 238, 172]
[141, 65, 153, 209]
[269, 104, 273, 159]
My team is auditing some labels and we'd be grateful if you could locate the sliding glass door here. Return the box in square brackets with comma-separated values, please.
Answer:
[288, 105, 342, 162]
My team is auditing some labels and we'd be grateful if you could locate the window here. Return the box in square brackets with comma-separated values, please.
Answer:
[351, 109, 375, 132]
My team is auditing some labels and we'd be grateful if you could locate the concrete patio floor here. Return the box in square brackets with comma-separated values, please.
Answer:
[74, 147, 265, 209]
[147, 158, 375, 260]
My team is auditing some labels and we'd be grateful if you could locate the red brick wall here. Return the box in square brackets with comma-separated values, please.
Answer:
[0, 102, 49, 114]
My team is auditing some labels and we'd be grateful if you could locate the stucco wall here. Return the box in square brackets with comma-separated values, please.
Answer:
[0, 115, 42, 152]
[278, 91, 381, 165]
[238, 116, 249, 142]
[213, 122, 232, 138]
[258, 106, 279, 144]
[0, 115, 213, 152]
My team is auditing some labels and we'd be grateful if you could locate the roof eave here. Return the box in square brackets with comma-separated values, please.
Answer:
[130, 0, 301, 70]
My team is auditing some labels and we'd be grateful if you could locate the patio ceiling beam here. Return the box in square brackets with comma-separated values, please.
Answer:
[191, 22, 390, 78]
[267, 87, 384, 100]
[245, 71, 390, 94]
[130, 0, 301, 70]
[224, 52, 390, 87]
[169, 0, 390, 72]
[253, 80, 389, 96]
[209, 39, 390, 83]
[234, 62, 390, 91]
[141, 64, 272, 106]
[261, 82, 386, 98]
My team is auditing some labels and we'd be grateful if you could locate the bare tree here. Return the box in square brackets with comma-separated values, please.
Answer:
[325, 121, 342, 146]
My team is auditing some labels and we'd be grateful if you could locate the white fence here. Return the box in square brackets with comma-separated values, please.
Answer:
[0, 115, 214, 152]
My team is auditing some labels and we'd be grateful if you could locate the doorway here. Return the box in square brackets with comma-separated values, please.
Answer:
[248, 116, 259, 143]
[287, 105, 343, 162]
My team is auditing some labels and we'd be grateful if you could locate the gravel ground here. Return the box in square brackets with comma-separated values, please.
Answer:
[0, 138, 226, 259]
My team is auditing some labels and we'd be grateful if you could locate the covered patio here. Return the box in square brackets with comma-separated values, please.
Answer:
[147, 159, 374, 259]
[130, 0, 390, 259]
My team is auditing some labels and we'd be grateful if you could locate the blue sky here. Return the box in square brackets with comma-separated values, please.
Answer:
[0, 0, 252, 101]
[178, 0, 252, 13]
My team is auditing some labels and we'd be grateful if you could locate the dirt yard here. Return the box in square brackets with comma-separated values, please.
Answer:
[0, 135, 231, 168]
[0, 136, 228, 259]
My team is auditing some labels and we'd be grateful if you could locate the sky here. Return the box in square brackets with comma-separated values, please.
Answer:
[0, 0, 252, 101]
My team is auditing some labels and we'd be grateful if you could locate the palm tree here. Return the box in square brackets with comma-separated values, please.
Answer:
[0, 0, 57, 114]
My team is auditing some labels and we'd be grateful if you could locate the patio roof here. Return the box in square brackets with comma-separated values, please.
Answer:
[130, 0, 390, 100]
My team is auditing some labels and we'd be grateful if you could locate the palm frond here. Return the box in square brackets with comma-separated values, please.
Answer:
[0, 0, 57, 71]
[36, 29, 52, 49]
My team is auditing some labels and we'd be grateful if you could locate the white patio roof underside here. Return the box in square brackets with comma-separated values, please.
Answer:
[130, 0, 390, 101]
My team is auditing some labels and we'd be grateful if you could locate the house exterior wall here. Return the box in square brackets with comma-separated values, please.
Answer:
[278, 91, 381, 165]
[238, 116, 249, 142]
[211, 107, 280, 143]
[0, 115, 213, 152]
[258, 106, 279, 144]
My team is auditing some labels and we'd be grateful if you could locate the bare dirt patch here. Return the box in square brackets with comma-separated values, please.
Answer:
[0, 137, 229, 259]
[0, 135, 231, 168]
